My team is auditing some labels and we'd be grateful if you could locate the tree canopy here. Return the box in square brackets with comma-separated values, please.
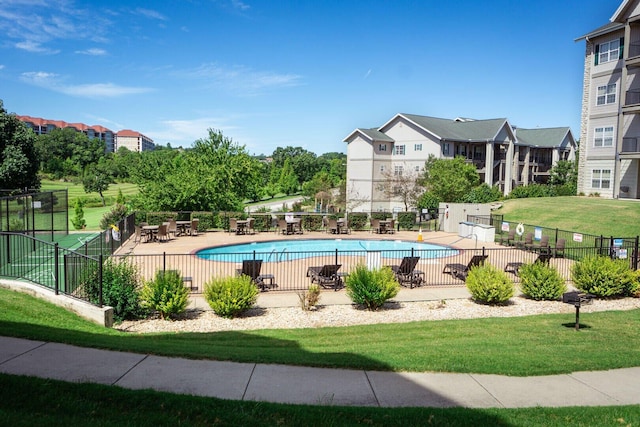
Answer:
[0, 100, 40, 191]
[421, 155, 480, 202]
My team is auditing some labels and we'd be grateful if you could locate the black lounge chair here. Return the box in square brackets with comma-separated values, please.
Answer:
[386, 256, 422, 288]
[504, 253, 552, 276]
[236, 260, 277, 291]
[306, 264, 343, 291]
[443, 255, 488, 280]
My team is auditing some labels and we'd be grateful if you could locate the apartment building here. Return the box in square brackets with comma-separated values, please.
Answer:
[16, 115, 155, 153]
[576, 0, 640, 199]
[115, 130, 155, 152]
[17, 115, 115, 152]
[344, 113, 575, 212]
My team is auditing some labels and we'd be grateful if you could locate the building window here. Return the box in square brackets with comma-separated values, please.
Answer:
[597, 39, 621, 64]
[594, 126, 614, 147]
[380, 165, 385, 172]
[596, 84, 616, 105]
[414, 143, 422, 151]
[414, 166, 420, 172]
[394, 165, 403, 176]
[379, 144, 387, 151]
[591, 169, 611, 189]
[394, 145, 405, 155]
[442, 143, 450, 155]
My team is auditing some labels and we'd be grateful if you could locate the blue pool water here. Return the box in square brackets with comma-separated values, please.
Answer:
[195, 239, 457, 262]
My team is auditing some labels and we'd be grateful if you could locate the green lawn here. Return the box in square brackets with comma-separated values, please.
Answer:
[1, 374, 638, 427]
[495, 197, 640, 237]
[2, 287, 640, 377]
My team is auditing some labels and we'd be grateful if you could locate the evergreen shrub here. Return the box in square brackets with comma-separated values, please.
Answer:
[203, 275, 259, 318]
[345, 265, 400, 310]
[518, 262, 566, 301]
[99, 258, 144, 322]
[140, 270, 190, 319]
[466, 264, 514, 304]
[572, 255, 637, 297]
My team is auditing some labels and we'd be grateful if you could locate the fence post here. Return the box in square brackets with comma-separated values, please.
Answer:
[335, 248, 338, 267]
[54, 243, 59, 295]
[163, 251, 166, 272]
[634, 236, 639, 271]
[99, 254, 103, 307]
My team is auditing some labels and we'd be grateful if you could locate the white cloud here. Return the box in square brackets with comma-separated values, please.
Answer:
[231, 0, 250, 11]
[147, 117, 240, 146]
[180, 63, 302, 95]
[75, 48, 107, 56]
[15, 40, 59, 54]
[134, 7, 167, 21]
[20, 71, 154, 98]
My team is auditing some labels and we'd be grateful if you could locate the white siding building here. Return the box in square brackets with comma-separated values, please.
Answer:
[344, 113, 576, 212]
[576, 0, 640, 199]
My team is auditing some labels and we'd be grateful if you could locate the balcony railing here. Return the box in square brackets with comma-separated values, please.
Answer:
[622, 137, 640, 153]
[626, 89, 640, 106]
[629, 41, 640, 59]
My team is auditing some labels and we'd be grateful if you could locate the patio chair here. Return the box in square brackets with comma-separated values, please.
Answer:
[504, 253, 552, 276]
[134, 225, 144, 243]
[371, 218, 384, 234]
[167, 219, 178, 239]
[327, 218, 339, 234]
[516, 232, 534, 250]
[551, 238, 566, 258]
[499, 229, 516, 246]
[386, 256, 422, 288]
[156, 223, 169, 242]
[190, 218, 199, 236]
[247, 218, 256, 235]
[443, 254, 488, 280]
[306, 264, 344, 290]
[229, 218, 238, 234]
[277, 219, 289, 235]
[386, 219, 395, 234]
[236, 259, 276, 291]
[531, 235, 550, 254]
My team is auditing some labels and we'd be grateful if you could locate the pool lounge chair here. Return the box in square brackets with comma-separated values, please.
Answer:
[443, 254, 488, 280]
[504, 253, 552, 276]
[306, 264, 344, 291]
[236, 260, 276, 291]
[386, 256, 422, 288]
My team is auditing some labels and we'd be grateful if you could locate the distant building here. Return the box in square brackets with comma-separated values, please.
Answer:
[16, 115, 155, 153]
[575, 0, 640, 199]
[344, 113, 575, 212]
[115, 130, 155, 152]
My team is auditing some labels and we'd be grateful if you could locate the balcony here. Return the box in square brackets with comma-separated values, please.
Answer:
[627, 41, 640, 67]
[623, 89, 640, 113]
[622, 137, 640, 152]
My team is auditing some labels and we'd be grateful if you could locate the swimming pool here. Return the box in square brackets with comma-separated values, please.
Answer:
[195, 239, 458, 262]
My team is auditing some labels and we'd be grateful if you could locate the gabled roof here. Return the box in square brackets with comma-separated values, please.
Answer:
[343, 128, 394, 143]
[396, 113, 510, 142]
[515, 127, 574, 148]
[611, 0, 640, 23]
[117, 129, 142, 137]
[575, 21, 624, 42]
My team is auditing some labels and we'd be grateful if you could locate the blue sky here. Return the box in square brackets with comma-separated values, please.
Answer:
[0, 0, 619, 156]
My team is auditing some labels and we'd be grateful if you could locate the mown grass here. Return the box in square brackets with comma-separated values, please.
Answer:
[2, 288, 640, 377]
[495, 197, 640, 237]
[1, 373, 638, 427]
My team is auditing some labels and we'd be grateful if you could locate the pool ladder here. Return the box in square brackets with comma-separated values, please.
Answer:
[266, 248, 288, 262]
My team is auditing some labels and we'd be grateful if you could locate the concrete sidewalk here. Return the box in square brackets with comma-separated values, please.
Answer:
[1, 335, 638, 408]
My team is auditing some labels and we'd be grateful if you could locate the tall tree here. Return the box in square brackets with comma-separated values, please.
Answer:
[36, 127, 104, 178]
[421, 155, 480, 202]
[83, 159, 114, 206]
[379, 163, 424, 211]
[0, 100, 40, 191]
[272, 146, 318, 183]
[278, 158, 299, 195]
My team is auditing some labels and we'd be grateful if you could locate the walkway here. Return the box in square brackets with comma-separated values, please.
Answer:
[1, 335, 638, 408]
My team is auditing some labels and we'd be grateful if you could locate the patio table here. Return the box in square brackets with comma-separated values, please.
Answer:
[141, 225, 159, 242]
[176, 220, 191, 236]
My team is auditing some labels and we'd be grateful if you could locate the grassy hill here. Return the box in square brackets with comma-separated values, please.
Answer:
[493, 196, 640, 237]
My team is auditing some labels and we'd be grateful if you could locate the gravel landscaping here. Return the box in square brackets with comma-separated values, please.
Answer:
[116, 296, 640, 333]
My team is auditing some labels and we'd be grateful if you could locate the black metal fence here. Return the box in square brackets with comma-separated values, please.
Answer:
[0, 190, 69, 241]
[0, 212, 136, 307]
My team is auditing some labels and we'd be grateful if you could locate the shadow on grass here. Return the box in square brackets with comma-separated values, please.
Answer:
[0, 321, 510, 424]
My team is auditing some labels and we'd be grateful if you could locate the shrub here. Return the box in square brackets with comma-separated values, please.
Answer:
[572, 255, 637, 297]
[345, 265, 400, 310]
[203, 275, 259, 318]
[71, 199, 86, 230]
[462, 184, 502, 203]
[100, 258, 144, 322]
[140, 270, 190, 319]
[99, 203, 129, 230]
[466, 264, 514, 304]
[298, 284, 321, 311]
[518, 261, 566, 301]
[397, 212, 416, 231]
[507, 184, 552, 199]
